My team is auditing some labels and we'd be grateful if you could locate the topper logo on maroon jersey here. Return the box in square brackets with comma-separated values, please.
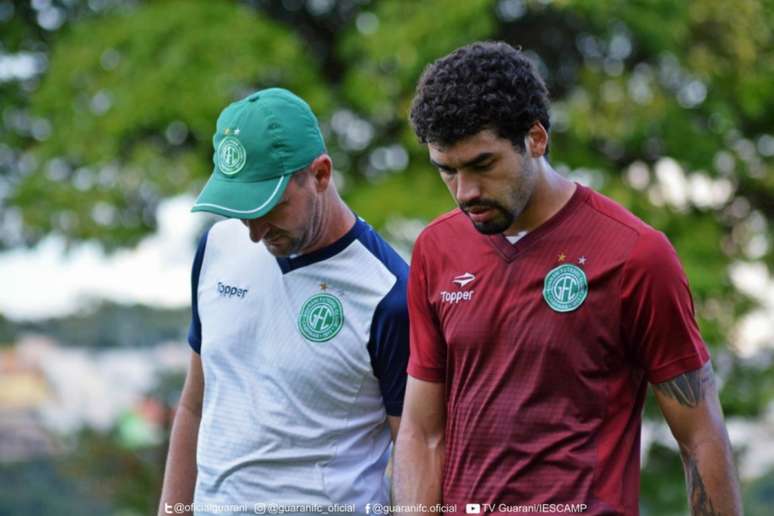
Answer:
[442, 272, 477, 303]
[452, 272, 476, 287]
[440, 290, 475, 303]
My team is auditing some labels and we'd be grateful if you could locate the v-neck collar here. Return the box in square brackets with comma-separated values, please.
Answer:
[487, 183, 588, 262]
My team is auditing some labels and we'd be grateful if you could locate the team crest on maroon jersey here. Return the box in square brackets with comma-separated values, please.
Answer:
[543, 263, 588, 312]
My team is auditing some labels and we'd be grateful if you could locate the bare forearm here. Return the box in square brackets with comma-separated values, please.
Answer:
[392, 429, 444, 515]
[654, 363, 742, 515]
[158, 407, 200, 516]
[679, 435, 742, 515]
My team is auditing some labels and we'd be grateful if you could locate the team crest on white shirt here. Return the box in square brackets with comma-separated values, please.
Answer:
[298, 292, 345, 342]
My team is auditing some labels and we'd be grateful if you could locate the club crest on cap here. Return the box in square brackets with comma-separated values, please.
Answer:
[217, 135, 247, 176]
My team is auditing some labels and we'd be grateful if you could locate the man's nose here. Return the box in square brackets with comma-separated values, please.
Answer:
[455, 173, 481, 205]
[242, 218, 270, 243]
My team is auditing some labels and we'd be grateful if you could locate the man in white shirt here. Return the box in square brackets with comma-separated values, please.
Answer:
[158, 88, 409, 516]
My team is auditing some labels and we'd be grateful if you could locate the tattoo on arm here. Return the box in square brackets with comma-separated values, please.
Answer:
[654, 362, 714, 408]
[681, 448, 718, 516]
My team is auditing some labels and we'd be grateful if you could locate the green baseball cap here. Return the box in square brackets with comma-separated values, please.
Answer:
[191, 88, 325, 218]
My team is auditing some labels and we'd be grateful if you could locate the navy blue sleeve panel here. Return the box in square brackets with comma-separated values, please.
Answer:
[370, 279, 410, 416]
[187, 229, 209, 354]
[358, 227, 410, 417]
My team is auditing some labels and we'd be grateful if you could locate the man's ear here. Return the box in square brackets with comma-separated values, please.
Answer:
[308, 154, 332, 192]
[526, 122, 548, 158]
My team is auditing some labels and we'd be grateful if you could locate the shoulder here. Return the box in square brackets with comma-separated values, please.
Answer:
[580, 190, 673, 258]
[414, 208, 469, 249]
[626, 228, 682, 277]
[580, 187, 652, 238]
[206, 218, 245, 245]
[583, 195, 686, 285]
[580, 186, 677, 261]
[196, 219, 274, 273]
[557, 186, 684, 285]
[350, 221, 410, 317]
[355, 220, 409, 280]
[203, 218, 261, 260]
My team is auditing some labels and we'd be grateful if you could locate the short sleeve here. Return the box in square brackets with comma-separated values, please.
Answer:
[187, 230, 209, 354]
[368, 274, 410, 417]
[620, 230, 710, 384]
[406, 236, 447, 383]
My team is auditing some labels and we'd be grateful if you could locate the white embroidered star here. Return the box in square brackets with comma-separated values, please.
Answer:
[578, 256, 587, 265]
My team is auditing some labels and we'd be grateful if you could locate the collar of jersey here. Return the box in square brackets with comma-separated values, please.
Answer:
[487, 183, 589, 262]
[275, 215, 368, 274]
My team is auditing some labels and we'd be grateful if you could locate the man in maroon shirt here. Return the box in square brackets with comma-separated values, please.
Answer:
[393, 41, 741, 516]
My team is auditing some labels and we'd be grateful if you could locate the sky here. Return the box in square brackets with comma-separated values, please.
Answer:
[0, 195, 202, 320]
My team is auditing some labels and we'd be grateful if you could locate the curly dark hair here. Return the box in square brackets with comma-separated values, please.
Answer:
[410, 41, 551, 152]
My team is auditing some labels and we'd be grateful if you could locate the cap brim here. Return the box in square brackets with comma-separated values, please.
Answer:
[191, 174, 290, 219]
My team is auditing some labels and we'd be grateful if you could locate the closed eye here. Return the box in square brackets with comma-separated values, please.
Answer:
[470, 161, 493, 172]
[430, 158, 455, 175]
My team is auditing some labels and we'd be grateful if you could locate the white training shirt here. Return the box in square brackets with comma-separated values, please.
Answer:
[188, 217, 409, 515]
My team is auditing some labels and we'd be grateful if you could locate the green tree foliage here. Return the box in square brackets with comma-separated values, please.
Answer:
[0, 458, 111, 515]
[0, 312, 16, 345]
[1, 0, 773, 513]
[639, 442, 690, 516]
[15, 299, 190, 348]
[4, 1, 771, 330]
[60, 426, 164, 515]
[6, 0, 330, 248]
[744, 467, 774, 515]
[339, 0, 774, 356]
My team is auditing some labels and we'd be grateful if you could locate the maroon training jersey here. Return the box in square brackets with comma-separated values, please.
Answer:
[407, 184, 710, 515]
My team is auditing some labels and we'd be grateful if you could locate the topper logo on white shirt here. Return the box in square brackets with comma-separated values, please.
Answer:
[217, 281, 249, 299]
